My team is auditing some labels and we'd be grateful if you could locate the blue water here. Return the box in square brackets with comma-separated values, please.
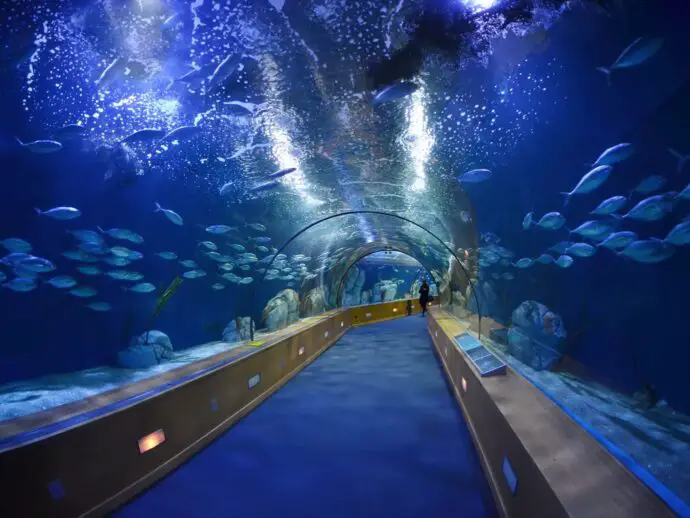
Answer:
[113, 317, 497, 518]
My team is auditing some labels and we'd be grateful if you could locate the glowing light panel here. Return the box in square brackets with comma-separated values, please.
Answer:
[138, 429, 166, 454]
[464, 0, 499, 13]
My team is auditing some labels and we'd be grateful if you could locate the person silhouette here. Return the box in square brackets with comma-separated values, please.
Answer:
[419, 279, 430, 316]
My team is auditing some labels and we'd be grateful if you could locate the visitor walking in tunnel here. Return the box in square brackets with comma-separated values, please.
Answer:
[419, 279, 430, 316]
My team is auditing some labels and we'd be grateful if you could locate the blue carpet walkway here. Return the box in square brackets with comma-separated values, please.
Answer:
[113, 316, 498, 518]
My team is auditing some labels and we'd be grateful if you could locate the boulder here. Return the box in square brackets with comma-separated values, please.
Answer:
[118, 330, 173, 369]
[507, 300, 567, 371]
[452, 290, 466, 307]
[342, 267, 366, 306]
[371, 280, 398, 303]
[262, 289, 300, 331]
[300, 287, 326, 317]
[361, 289, 372, 304]
[222, 317, 254, 342]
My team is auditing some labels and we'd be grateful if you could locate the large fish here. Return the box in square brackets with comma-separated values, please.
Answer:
[597, 37, 663, 86]
[16, 137, 62, 154]
[35, 206, 81, 220]
[160, 125, 201, 143]
[207, 54, 243, 92]
[591, 195, 627, 216]
[458, 168, 492, 184]
[536, 212, 566, 230]
[592, 143, 634, 167]
[618, 239, 675, 263]
[664, 221, 690, 246]
[561, 165, 612, 206]
[120, 129, 167, 144]
[154, 202, 184, 226]
[615, 193, 676, 222]
[597, 231, 638, 251]
[372, 81, 418, 105]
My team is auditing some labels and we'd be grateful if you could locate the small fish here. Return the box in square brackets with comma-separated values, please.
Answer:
[561, 165, 612, 206]
[250, 180, 280, 192]
[110, 246, 133, 258]
[230, 244, 246, 252]
[618, 239, 675, 263]
[616, 194, 675, 222]
[460, 211, 472, 224]
[256, 245, 269, 253]
[219, 181, 234, 196]
[2, 277, 36, 292]
[98, 227, 144, 244]
[63, 250, 98, 262]
[246, 223, 267, 231]
[669, 148, 690, 175]
[77, 265, 101, 276]
[70, 286, 97, 298]
[565, 243, 597, 258]
[664, 221, 690, 246]
[207, 54, 242, 92]
[95, 57, 126, 87]
[160, 125, 201, 143]
[240, 276, 254, 284]
[155, 202, 184, 226]
[536, 212, 566, 230]
[250, 236, 271, 243]
[536, 253, 554, 264]
[522, 211, 533, 230]
[88, 302, 112, 312]
[183, 269, 207, 279]
[106, 270, 144, 281]
[597, 37, 663, 86]
[35, 206, 81, 220]
[592, 143, 634, 167]
[127, 250, 144, 261]
[239, 264, 251, 271]
[16, 137, 62, 154]
[156, 252, 178, 260]
[199, 241, 218, 250]
[555, 255, 574, 268]
[18, 255, 56, 273]
[570, 220, 619, 239]
[631, 175, 666, 196]
[548, 241, 575, 254]
[372, 81, 419, 105]
[120, 129, 167, 143]
[514, 258, 534, 268]
[211, 283, 225, 290]
[79, 242, 109, 255]
[104, 256, 130, 267]
[597, 231, 638, 251]
[206, 225, 234, 234]
[678, 184, 690, 201]
[502, 272, 515, 280]
[0, 238, 32, 253]
[54, 124, 86, 138]
[69, 229, 104, 244]
[45, 275, 77, 288]
[180, 260, 198, 268]
[458, 168, 492, 184]
[591, 196, 627, 215]
[267, 167, 297, 179]
[125, 282, 157, 293]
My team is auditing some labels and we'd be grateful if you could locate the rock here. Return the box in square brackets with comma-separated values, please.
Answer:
[489, 327, 508, 345]
[507, 300, 567, 371]
[466, 281, 497, 317]
[452, 290, 466, 307]
[118, 330, 173, 369]
[300, 287, 326, 317]
[361, 289, 372, 304]
[342, 267, 366, 306]
[371, 280, 398, 303]
[262, 289, 300, 331]
[222, 317, 254, 342]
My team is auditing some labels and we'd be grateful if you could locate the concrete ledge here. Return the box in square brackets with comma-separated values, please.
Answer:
[427, 308, 675, 518]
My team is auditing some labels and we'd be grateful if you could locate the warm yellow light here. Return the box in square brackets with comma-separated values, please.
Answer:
[393, 308, 398, 313]
[138, 429, 165, 454]
[298, 346, 305, 356]
[461, 377, 468, 393]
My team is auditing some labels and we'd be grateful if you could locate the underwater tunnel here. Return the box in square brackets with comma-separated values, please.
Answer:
[1, 0, 690, 517]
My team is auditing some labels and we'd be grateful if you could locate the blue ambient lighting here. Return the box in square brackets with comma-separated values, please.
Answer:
[503, 456, 518, 495]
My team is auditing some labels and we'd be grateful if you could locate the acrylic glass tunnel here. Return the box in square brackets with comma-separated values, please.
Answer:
[1, 0, 690, 513]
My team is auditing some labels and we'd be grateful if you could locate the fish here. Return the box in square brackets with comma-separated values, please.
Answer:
[591, 196, 627, 215]
[160, 125, 201, 143]
[219, 181, 234, 196]
[155, 202, 184, 226]
[179, 260, 197, 268]
[70, 286, 97, 297]
[669, 148, 690, 175]
[548, 241, 575, 254]
[514, 258, 534, 268]
[664, 221, 690, 246]
[536, 212, 566, 230]
[597, 37, 663, 86]
[0, 238, 32, 253]
[34, 207, 81, 221]
[104, 257, 131, 267]
[88, 302, 112, 312]
[555, 255, 574, 268]
[98, 227, 144, 244]
[257, 245, 269, 253]
[267, 167, 297, 180]
[120, 129, 167, 144]
[183, 269, 207, 279]
[615, 193, 675, 222]
[631, 175, 666, 196]
[460, 211, 472, 224]
[502, 272, 515, 280]
[69, 229, 104, 244]
[106, 270, 143, 281]
[54, 124, 86, 139]
[45, 275, 77, 288]
[77, 265, 101, 276]
[592, 143, 634, 167]
[18, 255, 56, 273]
[458, 168, 492, 184]
[230, 244, 246, 252]
[95, 58, 126, 87]
[678, 184, 690, 201]
[522, 211, 533, 230]
[206, 225, 234, 234]
[536, 253, 554, 264]
[199, 241, 218, 251]
[110, 246, 133, 258]
[240, 276, 254, 284]
[250, 236, 271, 243]
[239, 264, 251, 271]
[597, 231, 638, 251]
[175, 63, 215, 84]
[223, 102, 255, 117]
[250, 180, 280, 192]
[565, 243, 597, 258]
[125, 282, 156, 293]
[372, 81, 419, 105]
[618, 239, 675, 263]
[211, 283, 225, 290]
[62, 250, 98, 262]
[16, 137, 62, 154]
[207, 54, 242, 92]
[561, 165, 612, 206]
[127, 250, 144, 261]
[570, 220, 619, 239]
[79, 242, 109, 255]
[156, 252, 178, 260]
[2, 277, 36, 292]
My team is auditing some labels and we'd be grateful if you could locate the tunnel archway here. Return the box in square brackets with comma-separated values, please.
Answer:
[249, 210, 482, 339]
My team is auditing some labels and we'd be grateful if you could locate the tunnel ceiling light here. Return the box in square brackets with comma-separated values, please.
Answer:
[463, 0, 499, 13]
[138, 429, 166, 454]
